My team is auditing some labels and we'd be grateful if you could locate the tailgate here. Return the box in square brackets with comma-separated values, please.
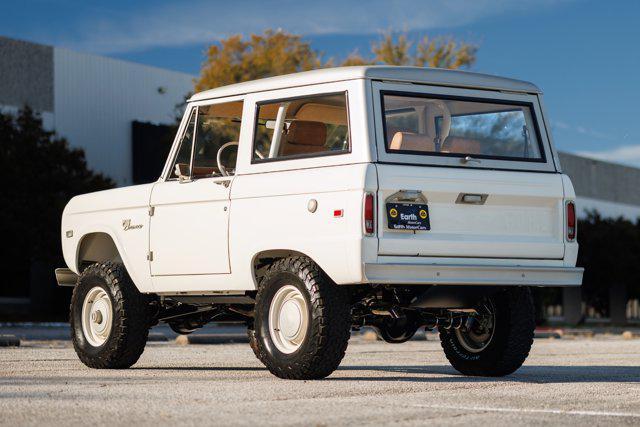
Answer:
[377, 164, 565, 259]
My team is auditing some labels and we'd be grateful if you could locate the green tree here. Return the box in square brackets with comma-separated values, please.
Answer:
[0, 107, 114, 298]
[577, 212, 640, 316]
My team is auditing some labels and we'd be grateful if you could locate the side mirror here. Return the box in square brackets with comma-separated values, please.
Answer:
[174, 163, 191, 182]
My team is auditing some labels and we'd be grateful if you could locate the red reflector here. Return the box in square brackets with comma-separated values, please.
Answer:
[333, 209, 343, 218]
[364, 193, 375, 235]
[567, 201, 576, 241]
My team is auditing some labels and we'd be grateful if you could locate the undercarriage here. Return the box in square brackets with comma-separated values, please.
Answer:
[151, 285, 499, 347]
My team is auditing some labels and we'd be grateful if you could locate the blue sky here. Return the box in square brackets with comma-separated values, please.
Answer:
[3, 0, 640, 165]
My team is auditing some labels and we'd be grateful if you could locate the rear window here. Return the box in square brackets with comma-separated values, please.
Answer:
[382, 93, 544, 162]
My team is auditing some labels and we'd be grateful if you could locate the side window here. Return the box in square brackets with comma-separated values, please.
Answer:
[169, 108, 196, 179]
[253, 93, 349, 162]
[192, 101, 243, 178]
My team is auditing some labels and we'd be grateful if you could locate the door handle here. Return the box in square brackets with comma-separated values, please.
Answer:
[215, 179, 231, 188]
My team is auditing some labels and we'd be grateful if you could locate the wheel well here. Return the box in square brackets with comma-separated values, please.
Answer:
[77, 232, 122, 271]
[252, 250, 310, 285]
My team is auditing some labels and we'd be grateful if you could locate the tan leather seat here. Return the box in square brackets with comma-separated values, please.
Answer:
[443, 137, 481, 155]
[280, 120, 327, 156]
[389, 132, 436, 152]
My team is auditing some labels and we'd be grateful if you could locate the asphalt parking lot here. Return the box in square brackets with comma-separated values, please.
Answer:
[1, 334, 639, 426]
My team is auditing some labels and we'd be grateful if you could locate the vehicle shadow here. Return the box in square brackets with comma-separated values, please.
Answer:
[132, 366, 266, 372]
[331, 364, 640, 383]
[130, 364, 640, 383]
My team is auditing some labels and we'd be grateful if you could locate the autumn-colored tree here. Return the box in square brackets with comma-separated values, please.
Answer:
[371, 31, 477, 68]
[196, 29, 477, 91]
[195, 29, 325, 91]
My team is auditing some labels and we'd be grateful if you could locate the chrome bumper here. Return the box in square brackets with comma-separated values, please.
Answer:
[55, 268, 78, 287]
[364, 263, 583, 287]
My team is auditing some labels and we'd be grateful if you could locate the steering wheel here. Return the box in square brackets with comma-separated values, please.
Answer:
[217, 141, 238, 177]
[216, 142, 266, 177]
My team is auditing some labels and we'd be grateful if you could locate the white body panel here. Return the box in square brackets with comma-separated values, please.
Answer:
[230, 163, 378, 287]
[376, 164, 565, 259]
[61, 184, 155, 292]
[149, 177, 231, 276]
[59, 66, 582, 293]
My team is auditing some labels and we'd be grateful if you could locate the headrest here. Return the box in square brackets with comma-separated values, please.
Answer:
[428, 99, 451, 142]
[295, 104, 347, 125]
[286, 120, 327, 147]
[389, 132, 436, 152]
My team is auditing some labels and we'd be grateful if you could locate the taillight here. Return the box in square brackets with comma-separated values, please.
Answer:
[566, 201, 576, 241]
[364, 193, 375, 235]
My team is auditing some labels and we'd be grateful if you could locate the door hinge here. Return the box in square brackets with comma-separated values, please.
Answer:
[148, 206, 155, 216]
[147, 251, 153, 261]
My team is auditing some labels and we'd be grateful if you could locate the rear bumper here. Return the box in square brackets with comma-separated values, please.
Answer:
[55, 268, 78, 287]
[363, 263, 583, 286]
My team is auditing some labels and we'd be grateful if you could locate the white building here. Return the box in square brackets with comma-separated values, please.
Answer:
[0, 36, 194, 185]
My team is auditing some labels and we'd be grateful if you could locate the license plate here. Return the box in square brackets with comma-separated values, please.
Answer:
[386, 203, 430, 231]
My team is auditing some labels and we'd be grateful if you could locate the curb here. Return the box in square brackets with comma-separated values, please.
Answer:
[0, 335, 20, 347]
[534, 330, 563, 339]
[148, 333, 169, 342]
[175, 334, 249, 345]
[561, 329, 595, 338]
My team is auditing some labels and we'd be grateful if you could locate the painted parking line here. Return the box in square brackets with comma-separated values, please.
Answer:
[407, 403, 640, 419]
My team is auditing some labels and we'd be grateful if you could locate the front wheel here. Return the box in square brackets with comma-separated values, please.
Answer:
[70, 262, 153, 369]
[248, 257, 351, 380]
[439, 287, 535, 377]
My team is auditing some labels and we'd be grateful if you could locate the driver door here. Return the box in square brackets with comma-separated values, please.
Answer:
[149, 99, 243, 276]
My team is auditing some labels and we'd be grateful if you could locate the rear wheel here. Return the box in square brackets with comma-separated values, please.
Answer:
[70, 262, 153, 369]
[248, 257, 351, 380]
[439, 287, 535, 376]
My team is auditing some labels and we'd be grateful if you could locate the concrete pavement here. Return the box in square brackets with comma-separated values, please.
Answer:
[1, 337, 639, 426]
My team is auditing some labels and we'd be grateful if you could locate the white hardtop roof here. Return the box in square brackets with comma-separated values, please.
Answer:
[189, 66, 541, 102]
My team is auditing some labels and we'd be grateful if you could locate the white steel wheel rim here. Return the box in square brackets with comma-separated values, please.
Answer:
[269, 285, 309, 354]
[81, 286, 113, 347]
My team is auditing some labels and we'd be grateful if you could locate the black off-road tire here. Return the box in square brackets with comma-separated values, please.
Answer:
[70, 262, 153, 369]
[439, 287, 535, 377]
[248, 256, 351, 380]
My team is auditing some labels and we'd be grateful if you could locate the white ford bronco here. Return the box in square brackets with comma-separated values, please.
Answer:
[57, 66, 583, 379]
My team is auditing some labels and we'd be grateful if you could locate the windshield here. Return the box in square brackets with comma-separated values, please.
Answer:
[382, 93, 544, 162]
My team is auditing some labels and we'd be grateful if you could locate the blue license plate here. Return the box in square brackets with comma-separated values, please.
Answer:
[386, 203, 430, 231]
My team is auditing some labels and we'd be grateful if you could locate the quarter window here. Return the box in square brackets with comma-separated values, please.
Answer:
[169, 108, 196, 179]
[253, 93, 350, 162]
